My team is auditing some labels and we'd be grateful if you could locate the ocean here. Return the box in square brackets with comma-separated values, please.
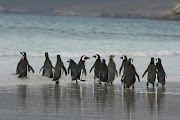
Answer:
[0, 13, 180, 120]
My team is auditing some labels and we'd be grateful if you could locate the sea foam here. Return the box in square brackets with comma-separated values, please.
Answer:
[0, 50, 180, 58]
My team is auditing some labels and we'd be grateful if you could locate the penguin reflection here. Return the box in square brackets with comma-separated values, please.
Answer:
[42, 84, 53, 108]
[146, 88, 156, 113]
[93, 83, 102, 102]
[68, 83, 84, 100]
[155, 87, 166, 111]
[68, 83, 85, 111]
[122, 89, 135, 119]
[54, 84, 62, 111]
[146, 87, 166, 116]
[93, 83, 108, 112]
[107, 84, 115, 109]
[17, 85, 29, 109]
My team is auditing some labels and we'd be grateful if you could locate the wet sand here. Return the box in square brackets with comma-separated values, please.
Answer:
[0, 81, 180, 120]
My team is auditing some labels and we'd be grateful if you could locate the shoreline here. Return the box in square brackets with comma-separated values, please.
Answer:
[1, 12, 180, 22]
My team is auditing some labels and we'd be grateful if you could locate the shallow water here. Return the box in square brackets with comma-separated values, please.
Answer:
[0, 81, 180, 120]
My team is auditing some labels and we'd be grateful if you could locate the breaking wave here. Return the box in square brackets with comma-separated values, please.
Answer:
[0, 50, 180, 58]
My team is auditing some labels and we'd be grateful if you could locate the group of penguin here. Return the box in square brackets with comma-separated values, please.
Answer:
[16, 52, 166, 88]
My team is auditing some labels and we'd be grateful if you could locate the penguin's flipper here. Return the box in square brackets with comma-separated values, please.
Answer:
[115, 69, 118, 77]
[119, 65, 123, 75]
[68, 66, 71, 74]
[135, 71, 140, 82]
[83, 68, 87, 76]
[62, 66, 67, 76]
[39, 66, 44, 73]
[29, 65, 34, 73]
[142, 68, 148, 78]
[52, 66, 55, 71]
[90, 65, 94, 73]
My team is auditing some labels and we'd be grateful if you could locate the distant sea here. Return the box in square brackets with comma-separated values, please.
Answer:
[0, 13, 180, 120]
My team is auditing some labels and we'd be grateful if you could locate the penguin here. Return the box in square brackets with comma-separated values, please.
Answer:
[53, 55, 67, 84]
[18, 52, 34, 78]
[67, 59, 78, 80]
[142, 57, 157, 88]
[76, 55, 90, 82]
[99, 59, 109, 85]
[156, 58, 166, 86]
[39, 52, 55, 78]
[67, 55, 90, 83]
[16, 52, 25, 74]
[119, 55, 128, 82]
[89, 54, 101, 80]
[122, 58, 140, 88]
[108, 55, 118, 84]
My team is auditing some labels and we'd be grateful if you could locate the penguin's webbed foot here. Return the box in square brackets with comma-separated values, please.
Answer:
[18, 75, 22, 78]
[80, 80, 86, 82]
[146, 82, 149, 88]
[132, 84, 134, 89]
[56, 80, 59, 84]
[123, 84, 126, 88]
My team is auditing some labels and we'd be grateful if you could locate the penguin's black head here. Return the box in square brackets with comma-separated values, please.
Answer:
[150, 57, 154, 64]
[57, 55, 61, 61]
[20, 52, 23, 56]
[23, 52, 26, 56]
[128, 58, 134, 64]
[20, 52, 26, 59]
[102, 59, 106, 64]
[156, 58, 161, 64]
[45, 52, 49, 58]
[120, 55, 127, 60]
[93, 54, 100, 59]
[81, 55, 90, 61]
[23, 52, 27, 59]
[109, 55, 115, 61]
[67, 59, 74, 63]
[67, 59, 71, 63]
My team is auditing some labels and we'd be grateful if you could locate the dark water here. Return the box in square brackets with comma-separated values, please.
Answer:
[0, 81, 180, 120]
